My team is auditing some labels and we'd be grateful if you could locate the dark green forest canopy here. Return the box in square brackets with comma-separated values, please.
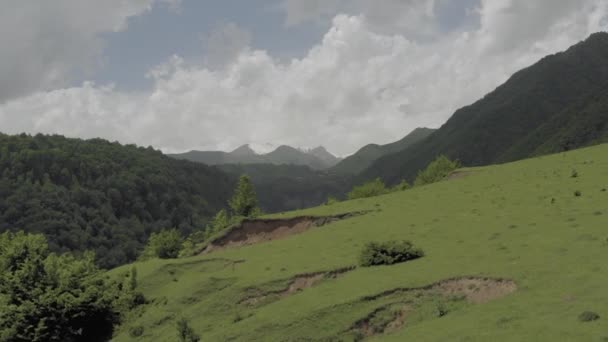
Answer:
[0, 133, 235, 268]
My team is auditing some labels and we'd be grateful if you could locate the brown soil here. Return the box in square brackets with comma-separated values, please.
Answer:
[433, 277, 517, 304]
[202, 212, 364, 254]
[348, 277, 516, 339]
[240, 267, 354, 306]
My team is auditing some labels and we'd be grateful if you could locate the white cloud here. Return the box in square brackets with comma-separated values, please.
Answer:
[0, 0, 178, 102]
[0, 0, 606, 156]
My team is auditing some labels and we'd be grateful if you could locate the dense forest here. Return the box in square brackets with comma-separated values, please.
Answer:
[0, 133, 235, 268]
[360, 32, 608, 184]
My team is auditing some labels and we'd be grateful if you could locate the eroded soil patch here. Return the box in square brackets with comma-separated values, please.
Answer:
[202, 212, 366, 254]
[348, 277, 516, 339]
[447, 170, 476, 180]
[239, 267, 355, 307]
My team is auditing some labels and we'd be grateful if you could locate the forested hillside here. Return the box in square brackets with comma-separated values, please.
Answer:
[361, 32, 608, 184]
[330, 127, 435, 175]
[0, 133, 234, 268]
[219, 164, 352, 212]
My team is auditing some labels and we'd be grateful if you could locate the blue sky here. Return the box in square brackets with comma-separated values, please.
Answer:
[96, 0, 330, 90]
[0, 0, 606, 155]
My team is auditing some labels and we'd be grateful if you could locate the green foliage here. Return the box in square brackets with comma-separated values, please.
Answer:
[142, 229, 183, 259]
[176, 318, 200, 342]
[578, 311, 600, 322]
[0, 231, 128, 341]
[414, 155, 460, 186]
[392, 180, 411, 192]
[326, 196, 340, 205]
[229, 175, 260, 217]
[0, 133, 234, 268]
[347, 178, 388, 200]
[359, 240, 424, 267]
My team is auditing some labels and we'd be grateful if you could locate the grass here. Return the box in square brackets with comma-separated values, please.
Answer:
[110, 144, 608, 341]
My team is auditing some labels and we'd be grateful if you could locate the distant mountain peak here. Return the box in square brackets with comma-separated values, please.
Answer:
[231, 144, 257, 156]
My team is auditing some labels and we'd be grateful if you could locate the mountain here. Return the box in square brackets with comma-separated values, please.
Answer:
[330, 127, 436, 174]
[361, 32, 608, 185]
[0, 133, 235, 268]
[170, 144, 341, 169]
[308, 146, 342, 167]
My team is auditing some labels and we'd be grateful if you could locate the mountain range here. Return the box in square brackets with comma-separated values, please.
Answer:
[170, 144, 342, 170]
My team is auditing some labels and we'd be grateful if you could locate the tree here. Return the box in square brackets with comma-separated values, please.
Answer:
[0, 231, 119, 341]
[141, 229, 183, 259]
[229, 175, 259, 217]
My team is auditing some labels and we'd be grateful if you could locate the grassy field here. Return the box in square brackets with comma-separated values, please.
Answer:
[111, 144, 608, 341]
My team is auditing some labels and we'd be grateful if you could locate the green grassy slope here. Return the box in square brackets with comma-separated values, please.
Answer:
[112, 144, 608, 341]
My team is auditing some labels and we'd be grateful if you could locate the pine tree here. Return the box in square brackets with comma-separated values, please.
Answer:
[228, 175, 259, 218]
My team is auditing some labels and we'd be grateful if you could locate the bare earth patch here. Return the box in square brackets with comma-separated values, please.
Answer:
[240, 267, 355, 306]
[202, 212, 365, 254]
[433, 277, 517, 304]
[447, 170, 475, 180]
[349, 276, 516, 339]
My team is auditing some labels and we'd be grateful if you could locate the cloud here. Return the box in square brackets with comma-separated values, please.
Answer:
[0, 0, 606, 156]
[0, 0, 178, 103]
[202, 23, 253, 69]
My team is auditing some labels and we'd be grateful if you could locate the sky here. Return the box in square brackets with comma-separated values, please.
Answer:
[0, 0, 607, 156]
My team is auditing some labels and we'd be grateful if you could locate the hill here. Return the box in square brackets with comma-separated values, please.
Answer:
[330, 127, 436, 174]
[110, 143, 608, 341]
[0, 133, 234, 268]
[361, 32, 608, 185]
[170, 144, 342, 170]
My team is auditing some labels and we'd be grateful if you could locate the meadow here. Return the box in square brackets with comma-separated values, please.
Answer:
[112, 144, 608, 341]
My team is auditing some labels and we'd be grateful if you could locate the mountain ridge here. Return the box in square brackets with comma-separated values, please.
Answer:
[170, 143, 342, 169]
[360, 32, 608, 184]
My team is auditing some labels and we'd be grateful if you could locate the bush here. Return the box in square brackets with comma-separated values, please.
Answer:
[359, 240, 424, 267]
[392, 180, 411, 192]
[177, 318, 200, 342]
[326, 196, 340, 205]
[348, 178, 388, 200]
[142, 229, 183, 259]
[129, 325, 144, 337]
[414, 155, 460, 186]
[578, 311, 600, 322]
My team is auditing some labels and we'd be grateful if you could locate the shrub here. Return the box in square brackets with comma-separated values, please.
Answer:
[359, 240, 424, 267]
[326, 196, 340, 205]
[574, 190, 582, 197]
[348, 178, 388, 200]
[578, 311, 600, 322]
[392, 180, 411, 192]
[142, 229, 183, 259]
[129, 325, 144, 337]
[177, 318, 200, 342]
[414, 155, 460, 186]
